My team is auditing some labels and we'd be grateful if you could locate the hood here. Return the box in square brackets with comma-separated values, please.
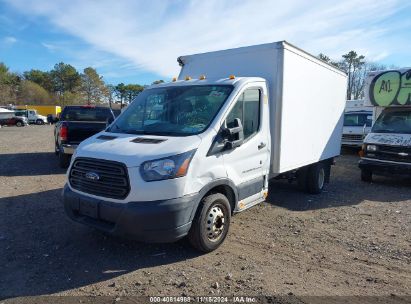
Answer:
[76, 131, 202, 167]
[365, 133, 411, 147]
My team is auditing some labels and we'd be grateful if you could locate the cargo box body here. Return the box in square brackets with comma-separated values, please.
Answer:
[178, 41, 347, 174]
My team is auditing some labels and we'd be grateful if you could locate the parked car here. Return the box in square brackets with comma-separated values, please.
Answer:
[62, 41, 347, 252]
[54, 105, 115, 168]
[0, 116, 28, 127]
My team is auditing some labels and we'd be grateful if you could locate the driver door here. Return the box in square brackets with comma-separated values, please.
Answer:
[222, 86, 269, 210]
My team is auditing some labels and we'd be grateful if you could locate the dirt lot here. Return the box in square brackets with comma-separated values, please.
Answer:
[0, 125, 410, 300]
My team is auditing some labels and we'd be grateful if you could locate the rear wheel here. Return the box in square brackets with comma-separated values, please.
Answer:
[306, 162, 326, 194]
[188, 193, 231, 253]
[58, 151, 71, 168]
[361, 169, 372, 182]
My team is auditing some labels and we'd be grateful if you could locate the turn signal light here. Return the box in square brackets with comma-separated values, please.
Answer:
[359, 150, 364, 157]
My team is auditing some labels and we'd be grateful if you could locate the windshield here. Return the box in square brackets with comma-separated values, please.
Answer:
[372, 110, 411, 134]
[344, 113, 372, 127]
[109, 85, 233, 136]
[60, 107, 113, 122]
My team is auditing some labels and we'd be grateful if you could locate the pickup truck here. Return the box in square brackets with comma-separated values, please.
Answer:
[54, 105, 115, 168]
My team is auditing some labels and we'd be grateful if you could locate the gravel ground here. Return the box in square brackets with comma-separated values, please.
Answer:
[0, 125, 410, 300]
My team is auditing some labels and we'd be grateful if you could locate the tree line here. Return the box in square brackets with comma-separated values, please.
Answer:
[0, 51, 397, 107]
[317, 51, 397, 100]
[0, 62, 162, 107]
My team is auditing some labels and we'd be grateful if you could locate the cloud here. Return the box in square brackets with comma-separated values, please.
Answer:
[4, 0, 411, 77]
[2, 36, 17, 45]
[41, 42, 58, 52]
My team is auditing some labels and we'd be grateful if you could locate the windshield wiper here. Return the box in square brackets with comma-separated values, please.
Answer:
[142, 131, 188, 136]
[123, 130, 149, 135]
[372, 129, 398, 133]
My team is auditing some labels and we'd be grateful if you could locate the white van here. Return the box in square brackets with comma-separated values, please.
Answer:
[63, 42, 347, 252]
[359, 68, 411, 181]
[342, 100, 373, 147]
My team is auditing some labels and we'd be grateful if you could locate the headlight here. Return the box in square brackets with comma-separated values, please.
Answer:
[140, 150, 196, 182]
[366, 145, 377, 152]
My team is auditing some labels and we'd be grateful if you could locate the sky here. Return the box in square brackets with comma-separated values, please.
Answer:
[0, 0, 410, 85]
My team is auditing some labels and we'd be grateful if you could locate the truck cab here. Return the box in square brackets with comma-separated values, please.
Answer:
[360, 107, 411, 181]
[359, 68, 411, 181]
[14, 109, 47, 125]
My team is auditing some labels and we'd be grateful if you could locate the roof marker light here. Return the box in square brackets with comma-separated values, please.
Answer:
[199, 75, 206, 80]
[229, 75, 236, 79]
[185, 76, 192, 81]
[172, 77, 177, 82]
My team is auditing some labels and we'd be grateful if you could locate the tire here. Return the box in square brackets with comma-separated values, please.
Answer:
[361, 169, 372, 182]
[54, 143, 59, 155]
[188, 193, 231, 253]
[306, 162, 326, 194]
[16, 121, 22, 127]
[59, 151, 71, 168]
[36, 119, 44, 125]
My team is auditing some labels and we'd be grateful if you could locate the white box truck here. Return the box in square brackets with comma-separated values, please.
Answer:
[359, 68, 411, 181]
[342, 100, 373, 147]
[63, 41, 347, 252]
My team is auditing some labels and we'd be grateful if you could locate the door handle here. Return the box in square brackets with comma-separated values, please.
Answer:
[258, 142, 266, 150]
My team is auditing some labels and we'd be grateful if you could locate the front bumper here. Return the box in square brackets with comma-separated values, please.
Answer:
[63, 184, 199, 242]
[61, 144, 78, 155]
[359, 158, 411, 175]
[341, 140, 363, 147]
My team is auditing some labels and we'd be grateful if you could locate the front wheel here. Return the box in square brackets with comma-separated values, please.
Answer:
[36, 119, 44, 125]
[16, 121, 22, 127]
[188, 193, 231, 253]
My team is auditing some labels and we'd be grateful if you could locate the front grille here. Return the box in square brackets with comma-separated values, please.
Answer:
[69, 157, 130, 199]
[366, 145, 411, 163]
[342, 134, 363, 141]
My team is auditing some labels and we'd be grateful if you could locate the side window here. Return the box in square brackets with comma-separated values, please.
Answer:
[226, 89, 261, 140]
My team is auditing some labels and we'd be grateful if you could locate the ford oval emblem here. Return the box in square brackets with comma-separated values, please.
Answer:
[85, 172, 100, 181]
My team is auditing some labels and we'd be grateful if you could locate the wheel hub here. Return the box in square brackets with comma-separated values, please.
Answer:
[206, 206, 225, 241]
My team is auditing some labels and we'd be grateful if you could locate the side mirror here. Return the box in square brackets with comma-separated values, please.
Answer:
[206, 118, 244, 156]
[223, 118, 244, 150]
